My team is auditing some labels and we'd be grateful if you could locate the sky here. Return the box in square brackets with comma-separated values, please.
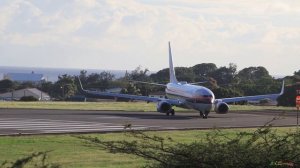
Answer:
[0, 0, 299, 76]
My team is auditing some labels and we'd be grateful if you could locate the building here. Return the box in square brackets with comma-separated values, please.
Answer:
[4, 72, 45, 83]
[0, 88, 50, 101]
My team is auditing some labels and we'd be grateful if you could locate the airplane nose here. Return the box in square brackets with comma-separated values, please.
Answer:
[195, 88, 215, 104]
[203, 95, 214, 104]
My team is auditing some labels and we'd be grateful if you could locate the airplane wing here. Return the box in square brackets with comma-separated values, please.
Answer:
[77, 78, 182, 106]
[216, 81, 285, 103]
[130, 80, 207, 86]
[129, 80, 166, 87]
[189, 81, 208, 85]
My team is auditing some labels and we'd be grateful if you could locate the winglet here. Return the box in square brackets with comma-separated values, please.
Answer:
[279, 80, 285, 95]
[168, 42, 178, 83]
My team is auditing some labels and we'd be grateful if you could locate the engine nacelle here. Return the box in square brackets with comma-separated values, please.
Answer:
[214, 102, 229, 114]
[157, 101, 172, 113]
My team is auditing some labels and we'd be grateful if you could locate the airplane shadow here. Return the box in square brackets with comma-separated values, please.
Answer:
[68, 112, 196, 120]
[63, 111, 228, 120]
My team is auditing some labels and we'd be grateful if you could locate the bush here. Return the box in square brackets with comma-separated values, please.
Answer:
[78, 124, 300, 168]
[0, 151, 60, 168]
[19, 96, 38, 101]
[277, 83, 300, 106]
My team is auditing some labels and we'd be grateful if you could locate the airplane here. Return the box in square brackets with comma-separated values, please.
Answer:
[78, 42, 284, 119]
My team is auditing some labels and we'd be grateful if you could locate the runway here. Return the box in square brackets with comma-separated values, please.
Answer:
[0, 109, 298, 135]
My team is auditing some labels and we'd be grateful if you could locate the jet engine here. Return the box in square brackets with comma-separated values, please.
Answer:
[157, 101, 172, 113]
[214, 102, 229, 114]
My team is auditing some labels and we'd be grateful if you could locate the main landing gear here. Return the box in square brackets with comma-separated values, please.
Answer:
[166, 109, 175, 116]
[199, 111, 209, 119]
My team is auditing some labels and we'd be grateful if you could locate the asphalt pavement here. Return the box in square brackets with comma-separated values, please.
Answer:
[0, 109, 298, 135]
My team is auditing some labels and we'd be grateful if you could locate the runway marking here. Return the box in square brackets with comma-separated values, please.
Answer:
[0, 118, 159, 134]
[96, 116, 132, 119]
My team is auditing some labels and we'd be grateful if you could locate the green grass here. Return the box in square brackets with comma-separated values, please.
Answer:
[0, 127, 298, 168]
[0, 133, 146, 168]
[0, 101, 158, 111]
[0, 101, 296, 112]
[229, 104, 296, 112]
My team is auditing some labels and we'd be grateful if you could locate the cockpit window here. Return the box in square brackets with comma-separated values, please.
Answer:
[203, 95, 212, 98]
[195, 89, 210, 95]
[195, 89, 214, 99]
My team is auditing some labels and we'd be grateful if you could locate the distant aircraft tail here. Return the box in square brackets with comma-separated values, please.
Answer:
[279, 80, 285, 95]
[77, 76, 87, 93]
[168, 42, 178, 84]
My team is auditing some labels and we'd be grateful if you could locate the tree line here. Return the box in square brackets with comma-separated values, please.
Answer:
[0, 63, 299, 106]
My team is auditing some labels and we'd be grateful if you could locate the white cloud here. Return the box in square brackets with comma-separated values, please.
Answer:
[0, 0, 299, 75]
[0, 0, 20, 32]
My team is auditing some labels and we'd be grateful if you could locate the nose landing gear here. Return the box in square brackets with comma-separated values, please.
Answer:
[199, 111, 209, 119]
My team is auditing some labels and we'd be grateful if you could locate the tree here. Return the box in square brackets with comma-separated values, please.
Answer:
[237, 66, 271, 83]
[127, 66, 149, 81]
[150, 67, 196, 83]
[39, 81, 54, 96]
[212, 87, 242, 99]
[86, 71, 115, 91]
[0, 79, 16, 93]
[150, 68, 169, 83]
[192, 63, 217, 81]
[174, 67, 195, 82]
[54, 74, 77, 100]
[125, 66, 152, 96]
[209, 63, 237, 85]
[294, 70, 300, 76]
[120, 83, 141, 95]
[277, 83, 300, 106]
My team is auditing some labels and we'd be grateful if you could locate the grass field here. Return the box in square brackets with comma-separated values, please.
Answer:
[0, 127, 298, 168]
[0, 101, 296, 112]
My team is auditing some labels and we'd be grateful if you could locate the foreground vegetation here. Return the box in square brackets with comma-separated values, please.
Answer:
[81, 127, 300, 168]
[0, 127, 299, 168]
[0, 129, 224, 168]
[0, 101, 297, 112]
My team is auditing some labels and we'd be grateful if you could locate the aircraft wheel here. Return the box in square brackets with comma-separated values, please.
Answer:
[203, 111, 209, 119]
[171, 109, 175, 116]
[199, 111, 204, 117]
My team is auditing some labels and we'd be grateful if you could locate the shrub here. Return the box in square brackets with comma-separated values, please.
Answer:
[78, 124, 300, 168]
[20, 96, 38, 101]
[0, 151, 60, 168]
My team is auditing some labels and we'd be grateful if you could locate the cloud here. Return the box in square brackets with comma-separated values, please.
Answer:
[0, 0, 299, 75]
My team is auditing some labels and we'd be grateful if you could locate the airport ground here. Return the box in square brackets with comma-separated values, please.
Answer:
[0, 102, 299, 167]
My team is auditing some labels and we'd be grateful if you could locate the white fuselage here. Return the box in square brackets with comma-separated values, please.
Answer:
[165, 82, 215, 112]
